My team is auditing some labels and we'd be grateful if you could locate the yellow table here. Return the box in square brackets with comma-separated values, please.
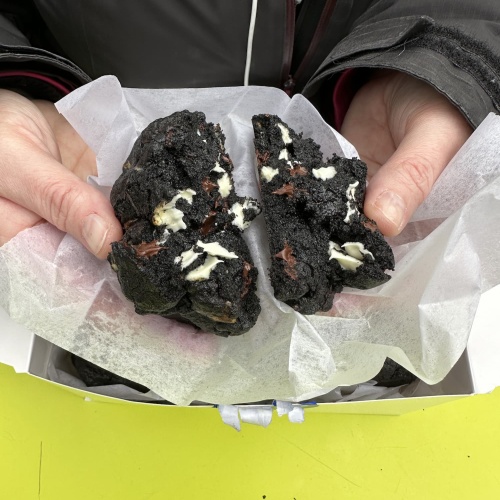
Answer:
[1, 362, 499, 500]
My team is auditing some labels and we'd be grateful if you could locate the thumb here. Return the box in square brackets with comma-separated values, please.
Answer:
[1, 149, 122, 259]
[363, 108, 471, 236]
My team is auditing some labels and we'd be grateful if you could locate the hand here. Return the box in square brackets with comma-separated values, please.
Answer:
[0, 90, 122, 258]
[341, 70, 472, 236]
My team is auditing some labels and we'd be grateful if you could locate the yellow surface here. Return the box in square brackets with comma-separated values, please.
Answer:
[1, 362, 499, 499]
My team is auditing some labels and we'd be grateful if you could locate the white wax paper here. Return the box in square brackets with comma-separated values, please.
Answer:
[1, 75, 499, 405]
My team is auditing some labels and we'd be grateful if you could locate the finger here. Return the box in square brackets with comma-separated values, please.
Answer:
[0, 197, 44, 245]
[363, 107, 472, 236]
[0, 144, 122, 259]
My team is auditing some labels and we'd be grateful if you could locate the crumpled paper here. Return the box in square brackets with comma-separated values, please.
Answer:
[1, 75, 499, 405]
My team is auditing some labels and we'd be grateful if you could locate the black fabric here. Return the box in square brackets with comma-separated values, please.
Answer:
[302, 0, 500, 125]
[411, 25, 500, 115]
[291, 0, 373, 92]
[0, 12, 30, 46]
[31, 0, 289, 89]
[0, 8, 90, 99]
[0, 0, 65, 53]
[303, 14, 499, 127]
[0, 0, 499, 124]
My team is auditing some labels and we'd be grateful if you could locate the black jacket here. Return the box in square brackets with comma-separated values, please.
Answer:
[1, 0, 500, 127]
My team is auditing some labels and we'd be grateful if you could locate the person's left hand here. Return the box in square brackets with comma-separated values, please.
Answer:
[341, 69, 472, 236]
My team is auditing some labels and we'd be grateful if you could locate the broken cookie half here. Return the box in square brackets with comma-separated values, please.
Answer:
[252, 114, 395, 314]
[109, 110, 261, 336]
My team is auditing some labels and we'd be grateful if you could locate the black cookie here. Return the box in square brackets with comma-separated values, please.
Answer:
[373, 358, 417, 387]
[109, 111, 261, 336]
[71, 354, 150, 393]
[252, 114, 394, 314]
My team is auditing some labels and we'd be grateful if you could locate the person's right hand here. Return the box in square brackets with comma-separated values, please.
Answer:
[0, 89, 122, 258]
[341, 70, 471, 237]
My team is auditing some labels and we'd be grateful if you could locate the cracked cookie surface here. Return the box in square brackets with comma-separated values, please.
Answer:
[109, 110, 261, 336]
[252, 114, 395, 314]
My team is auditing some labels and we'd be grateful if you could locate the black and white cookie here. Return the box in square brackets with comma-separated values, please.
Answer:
[252, 114, 394, 314]
[109, 110, 261, 336]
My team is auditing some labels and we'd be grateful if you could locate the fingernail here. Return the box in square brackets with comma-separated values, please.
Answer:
[82, 214, 109, 256]
[374, 190, 407, 231]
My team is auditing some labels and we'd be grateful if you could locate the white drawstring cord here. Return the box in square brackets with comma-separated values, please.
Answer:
[244, 0, 259, 86]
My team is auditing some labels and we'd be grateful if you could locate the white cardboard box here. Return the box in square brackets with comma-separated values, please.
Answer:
[2, 80, 500, 422]
[1, 285, 499, 417]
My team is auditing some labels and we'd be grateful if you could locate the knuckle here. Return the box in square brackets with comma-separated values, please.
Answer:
[397, 154, 434, 204]
[40, 179, 84, 232]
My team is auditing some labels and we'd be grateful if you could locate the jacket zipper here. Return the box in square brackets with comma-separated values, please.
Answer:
[281, 0, 297, 91]
[283, 0, 337, 95]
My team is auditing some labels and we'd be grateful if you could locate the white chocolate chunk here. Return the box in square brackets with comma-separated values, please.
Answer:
[331, 242, 342, 252]
[217, 172, 232, 198]
[346, 181, 359, 201]
[153, 207, 186, 231]
[328, 241, 363, 271]
[186, 255, 223, 281]
[279, 148, 289, 160]
[177, 189, 196, 204]
[211, 163, 232, 197]
[174, 247, 202, 269]
[342, 242, 374, 261]
[157, 228, 170, 245]
[152, 189, 196, 229]
[344, 203, 358, 223]
[261, 166, 279, 182]
[196, 240, 238, 259]
[229, 199, 260, 230]
[312, 166, 337, 180]
[277, 123, 292, 144]
[344, 181, 360, 223]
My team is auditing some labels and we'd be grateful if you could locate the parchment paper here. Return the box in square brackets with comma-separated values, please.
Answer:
[1, 75, 499, 405]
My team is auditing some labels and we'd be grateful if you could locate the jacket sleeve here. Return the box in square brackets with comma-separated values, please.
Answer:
[0, 4, 89, 100]
[304, 0, 500, 128]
